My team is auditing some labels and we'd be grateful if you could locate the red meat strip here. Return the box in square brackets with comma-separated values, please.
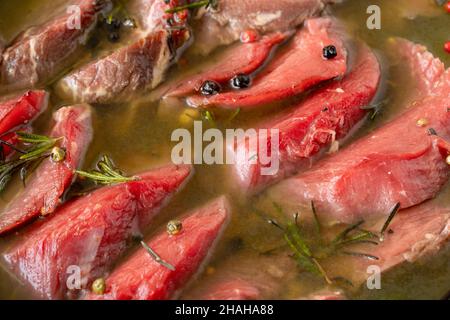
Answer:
[270, 41, 450, 224]
[0, 90, 48, 137]
[0, 105, 93, 235]
[3, 164, 192, 299]
[228, 43, 380, 194]
[87, 196, 230, 300]
[0, 0, 107, 91]
[187, 17, 348, 109]
[193, 0, 333, 54]
[166, 32, 287, 97]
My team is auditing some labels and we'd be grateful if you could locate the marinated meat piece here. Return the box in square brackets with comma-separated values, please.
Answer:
[229, 43, 380, 193]
[0, 0, 108, 91]
[387, 37, 445, 102]
[193, 0, 333, 54]
[57, 30, 173, 104]
[86, 196, 230, 300]
[365, 203, 449, 274]
[270, 41, 450, 224]
[187, 18, 348, 109]
[0, 105, 93, 235]
[166, 33, 287, 97]
[57, 0, 190, 104]
[336, 201, 450, 286]
[0, 90, 49, 157]
[3, 164, 193, 299]
[0, 90, 48, 136]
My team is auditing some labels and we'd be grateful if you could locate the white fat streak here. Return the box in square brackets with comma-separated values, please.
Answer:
[250, 11, 282, 27]
[151, 35, 172, 89]
[78, 227, 105, 288]
[403, 215, 450, 262]
[28, 37, 40, 84]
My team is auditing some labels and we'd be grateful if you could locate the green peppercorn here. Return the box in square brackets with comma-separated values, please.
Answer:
[167, 220, 183, 235]
[51, 147, 66, 162]
[91, 278, 106, 295]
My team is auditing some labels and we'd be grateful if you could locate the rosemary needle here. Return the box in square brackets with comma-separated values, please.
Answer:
[141, 241, 176, 271]
[165, 0, 217, 14]
[311, 201, 322, 234]
[380, 202, 401, 241]
[0, 132, 62, 193]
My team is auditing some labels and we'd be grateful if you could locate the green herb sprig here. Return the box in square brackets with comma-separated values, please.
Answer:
[0, 132, 62, 192]
[283, 213, 333, 284]
[266, 202, 401, 285]
[76, 155, 138, 185]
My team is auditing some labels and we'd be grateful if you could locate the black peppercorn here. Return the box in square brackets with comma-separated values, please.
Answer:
[108, 31, 120, 43]
[230, 73, 251, 89]
[323, 45, 338, 59]
[200, 80, 221, 96]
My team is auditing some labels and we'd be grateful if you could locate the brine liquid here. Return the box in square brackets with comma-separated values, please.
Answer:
[0, 0, 448, 300]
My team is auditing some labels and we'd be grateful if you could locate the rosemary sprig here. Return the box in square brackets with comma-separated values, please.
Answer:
[16, 132, 56, 144]
[75, 155, 138, 185]
[141, 241, 176, 271]
[268, 206, 332, 284]
[165, 0, 218, 14]
[265, 203, 404, 285]
[0, 132, 62, 192]
[284, 220, 332, 284]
